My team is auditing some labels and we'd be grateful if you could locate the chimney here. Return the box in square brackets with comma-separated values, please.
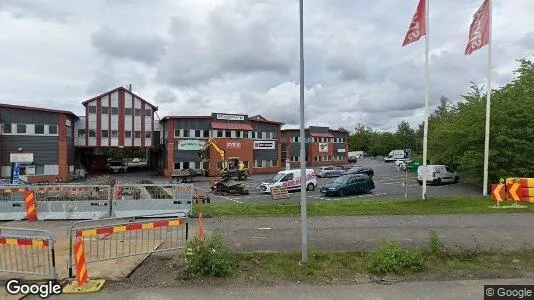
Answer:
[128, 84, 132, 91]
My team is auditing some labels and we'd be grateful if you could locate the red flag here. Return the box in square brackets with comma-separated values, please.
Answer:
[402, 0, 427, 46]
[465, 0, 490, 55]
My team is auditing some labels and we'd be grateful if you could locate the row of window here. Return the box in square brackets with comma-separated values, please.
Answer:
[173, 160, 278, 170]
[174, 129, 276, 140]
[77, 129, 151, 139]
[284, 137, 346, 143]
[314, 156, 346, 162]
[1, 123, 58, 135]
[254, 160, 278, 168]
[88, 105, 152, 117]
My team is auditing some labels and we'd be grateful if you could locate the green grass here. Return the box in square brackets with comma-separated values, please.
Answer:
[195, 197, 533, 217]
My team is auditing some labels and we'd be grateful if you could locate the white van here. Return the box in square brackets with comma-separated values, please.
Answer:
[417, 165, 459, 185]
[260, 169, 317, 193]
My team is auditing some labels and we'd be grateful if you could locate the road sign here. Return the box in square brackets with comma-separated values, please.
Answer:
[506, 183, 521, 201]
[11, 162, 20, 184]
[491, 184, 505, 202]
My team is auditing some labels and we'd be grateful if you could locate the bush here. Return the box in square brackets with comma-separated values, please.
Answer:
[427, 231, 446, 256]
[184, 234, 235, 277]
[365, 240, 424, 276]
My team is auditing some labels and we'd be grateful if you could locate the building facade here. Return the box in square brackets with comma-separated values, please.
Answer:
[160, 113, 283, 177]
[0, 104, 78, 183]
[281, 126, 349, 168]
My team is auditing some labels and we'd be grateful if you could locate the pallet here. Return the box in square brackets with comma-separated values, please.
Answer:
[271, 186, 290, 200]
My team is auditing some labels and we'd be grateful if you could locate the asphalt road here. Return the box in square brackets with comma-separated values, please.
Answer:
[204, 213, 534, 252]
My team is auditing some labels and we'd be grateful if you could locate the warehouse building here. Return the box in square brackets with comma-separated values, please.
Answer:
[0, 103, 78, 182]
[281, 126, 349, 168]
[159, 113, 283, 177]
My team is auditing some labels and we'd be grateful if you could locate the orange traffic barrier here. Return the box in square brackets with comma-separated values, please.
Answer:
[74, 237, 89, 287]
[24, 189, 37, 222]
[198, 212, 204, 241]
[491, 184, 505, 202]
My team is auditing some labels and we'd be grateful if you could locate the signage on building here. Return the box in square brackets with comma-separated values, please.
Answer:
[319, 143, 328, 152]
[253, 140, 276, 150]
[10, 153, 33, 163]
[11, 162, 20, 184]
[177, 139, 205, 151]
[226, 141, 242, 149]
[25, 165, 36, 175]
[216, 114, 245, 121]
[338, 148, 346, 153]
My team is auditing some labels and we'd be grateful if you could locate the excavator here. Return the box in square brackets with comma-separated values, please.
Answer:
[198, 138, 248, 182]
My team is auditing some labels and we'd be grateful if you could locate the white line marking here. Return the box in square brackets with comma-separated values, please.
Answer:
[258, 227, 271, 230]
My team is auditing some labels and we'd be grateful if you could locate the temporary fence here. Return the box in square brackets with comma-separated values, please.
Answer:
[112, 184, 193, 218]
[67, 214, 188, 281]
[33, 185, 112, 220]
[0, 186, 37, 221]
[0, 227, 57, 280]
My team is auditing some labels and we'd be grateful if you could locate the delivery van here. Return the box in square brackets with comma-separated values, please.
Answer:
[260, 169, 317, 193]
[417, 165, 459, 185]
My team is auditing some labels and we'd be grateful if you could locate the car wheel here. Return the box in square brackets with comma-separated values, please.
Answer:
[418, 180, 423, 186]
[453, 176, 459, 183]
[306, 183, 315, 191]
[338, 189, 345, 197]
[185, 177, 193, 183]
[175, 177, 183, 183]
[437, 178, 442, 185]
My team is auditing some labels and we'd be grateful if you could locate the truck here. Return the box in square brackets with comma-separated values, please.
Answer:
[383, 149, 412, 163]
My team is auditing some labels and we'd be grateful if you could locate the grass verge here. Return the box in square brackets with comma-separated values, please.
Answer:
[195, 197, 533, 217]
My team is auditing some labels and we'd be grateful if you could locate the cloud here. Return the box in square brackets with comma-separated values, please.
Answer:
[154, 88, 176, 104]
[0, 0, 74, 22]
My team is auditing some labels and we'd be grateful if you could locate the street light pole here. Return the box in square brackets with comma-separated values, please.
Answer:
[298, 0, 308, 264]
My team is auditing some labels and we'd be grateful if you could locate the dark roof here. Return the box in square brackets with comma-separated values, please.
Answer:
[0, 103, 79, 120]
[282, 127, 349, 134]
[82, 87, 158, 110]
[159, 114, 284, 126]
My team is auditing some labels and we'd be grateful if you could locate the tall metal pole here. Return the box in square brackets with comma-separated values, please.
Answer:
[421, 0, 430, 200]
[482, 0, 492, 196]
[298, 0, 308, 263]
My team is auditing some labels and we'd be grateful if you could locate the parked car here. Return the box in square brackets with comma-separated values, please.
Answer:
[261, 169, 317, 193]
[341, 166, 374, 178]
[338, 164, 356, 171]
[320, 174, 375, 197]
[315, 166, 343, 178]
[132, 158, 140, 163]
[107, 160, 128, 173]
[417, 165, 459, 185]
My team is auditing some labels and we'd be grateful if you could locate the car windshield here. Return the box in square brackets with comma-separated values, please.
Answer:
[333, 175, 350, 184]
[271, 173, 286, 182]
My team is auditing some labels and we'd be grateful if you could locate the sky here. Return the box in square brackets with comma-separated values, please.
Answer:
[1, 0, 533, 132]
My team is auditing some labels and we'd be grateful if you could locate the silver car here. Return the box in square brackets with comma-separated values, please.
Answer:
[315, 166, 343, 178]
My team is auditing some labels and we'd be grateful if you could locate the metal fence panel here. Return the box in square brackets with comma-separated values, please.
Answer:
[0, 187, 29, 221]
[0, 227, 57, 280]
[67, 215, 188, 278]
[34, 185, 111, 220]
[112, 184, 193, 218]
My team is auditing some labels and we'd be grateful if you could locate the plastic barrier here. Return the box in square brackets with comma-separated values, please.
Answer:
[0, 187, 31, 221]
[0, 227, 57, 280]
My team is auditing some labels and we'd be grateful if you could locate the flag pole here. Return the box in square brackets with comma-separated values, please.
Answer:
[482, 0, 492, 196]
[422, 0, 430, 200]
[298, 0, 308, 263]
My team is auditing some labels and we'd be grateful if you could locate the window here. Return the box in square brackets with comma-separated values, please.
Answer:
[111, 130, 118, 138]
[134, 131, 141, 138]
[174, 129, 181, 137]
[251, 132, 256, 139]
[125, 108, 132, 115]
[243, 131, 249, 139]
[195, 130, 201, 138]
[135, 108, 142, 116]
[292, 136, 299, 143]
[183, 130, 190, 137]
[217, 130, 223, 138]
[145, 131, 152, 139]
[88, 129, 96, 137]
[111, 107, 118, 115]
[48, 125, 58, 134]
[145, 109, 151, 117]
[203, 130, 210, 138]
[262, 160, 267, 167]
[235, 131, 241, 138]
[35, 125, 44, 134]
[242, 161, 249, 168]
[2, 123, 12, 133]
[261, 132, 266, 139]
[225, 130, 231, 138]
[269, 132, 274, 139]
[101, 106, 109, 114]
[17, 124, 26, 133]
[102, 130, 109, 138]
[281, 173, 294, 181]
[77, 129, 85, 137]
[270, 160, 278, 167]
[125, 131, 131, 138]
[88, 106, 96, 114]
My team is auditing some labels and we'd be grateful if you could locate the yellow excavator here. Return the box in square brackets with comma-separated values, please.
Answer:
[198, 138, 248, 182]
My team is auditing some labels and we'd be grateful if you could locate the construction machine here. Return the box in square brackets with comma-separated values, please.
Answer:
[198, 138, 249, 182]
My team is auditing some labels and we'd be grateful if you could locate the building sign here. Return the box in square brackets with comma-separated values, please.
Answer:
[319, 143, 328, 152]
[337, 148, 346, 153]
[216, 114, 245, 121]
[11, 162, 20, 184]
[177, 139, 205, 151]
[10, 153, 33, 163]
[253, 140, 275, 150]
[226, 141, 242, 149]
[25, 165, 36, 175]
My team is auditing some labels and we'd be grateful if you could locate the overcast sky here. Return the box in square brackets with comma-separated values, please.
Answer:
[1, 0, 533, 132]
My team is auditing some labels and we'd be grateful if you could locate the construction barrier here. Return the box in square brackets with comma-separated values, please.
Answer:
[66, 215, 188, 283]
[0, 227, 57, 280]
[33, 185, 112, 220]
[0, 187, 32, 221]
[24, 189, 38, 221]
[112, 184, 193, 218]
